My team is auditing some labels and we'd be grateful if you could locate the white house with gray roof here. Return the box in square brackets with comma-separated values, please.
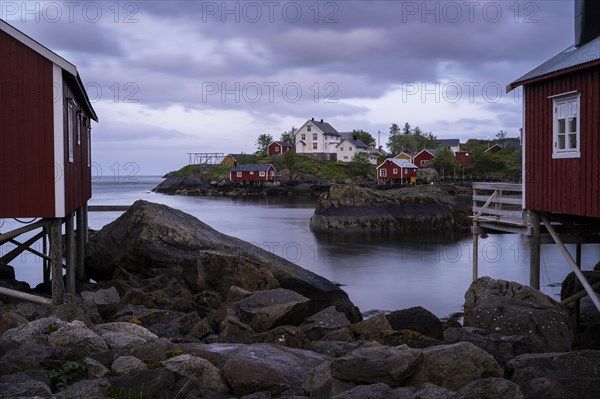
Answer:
[295, 118, 341, 155]
[336, 138, 368, 162]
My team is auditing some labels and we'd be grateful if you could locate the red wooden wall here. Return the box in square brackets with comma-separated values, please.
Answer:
[0, 30, 55, 218]
[524, 66, 600, 218]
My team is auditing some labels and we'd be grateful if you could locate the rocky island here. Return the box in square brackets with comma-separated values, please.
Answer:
[310, 184, 472, 233]
[0, 201, 598, 398]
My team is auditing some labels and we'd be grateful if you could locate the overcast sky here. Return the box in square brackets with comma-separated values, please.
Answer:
[3, 0, 574, 175]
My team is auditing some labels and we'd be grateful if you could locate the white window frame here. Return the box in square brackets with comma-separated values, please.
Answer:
[307, 125, 312, 132]
[313, 143, 318, 150]
[349, 146, 353, 151]
[76, 112, 82, 145]
[393, 168, 398, 174]
[67, 101, 74, 163]
[312, 133, 318, 141]
[552, 92, 580, 159]
[236, 172, 242, 177]
[259, 171, 266, 177]
[275, 146, 280, 152]
[87, 125, 91, 167]
[301, 134, 306, 141]
[380, 169, 387, 177]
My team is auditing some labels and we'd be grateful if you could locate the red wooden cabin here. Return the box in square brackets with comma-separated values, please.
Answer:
[268, 141, 295, 156]
[455, 151, 473, 167]
[507, 0, 600, 219]
[412, 149, 437, 168]
[484, 144, 503, 154]
[376, 158, 418, 183]
[0, 20, 98, 219]
[229, 164, 276, 182]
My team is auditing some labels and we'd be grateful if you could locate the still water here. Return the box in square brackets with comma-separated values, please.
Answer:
[3, 176, 599, 318]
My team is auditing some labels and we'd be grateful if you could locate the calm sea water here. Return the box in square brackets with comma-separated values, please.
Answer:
[2, 176, 599, 318]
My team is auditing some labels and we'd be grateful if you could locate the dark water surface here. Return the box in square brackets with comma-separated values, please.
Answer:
[3, 176, 598, 318]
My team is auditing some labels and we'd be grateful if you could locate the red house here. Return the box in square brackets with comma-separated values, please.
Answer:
[507, 0, 600, 219]
[455, 151, 473, 167]
[268, 141, 295, 156]
[0, 20, 98, 219]
[412, 149, 437, 168]
[376, 158, 418, 184]
[229, 164, 276, 182]
[485, 144, 503, 154]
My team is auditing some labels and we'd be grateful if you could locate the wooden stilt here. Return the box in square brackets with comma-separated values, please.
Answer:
[575, 241, 582, 335]
[50, 218, 64, 305]
[76, 206, 86, 282]
[43, 225, 49, 283]
[65, 213, 76, 295]
[529, 211, 541, 290]
[0, 287, 51, 305]
[472, 222, 479, 282]
[83, 202, 89, 244]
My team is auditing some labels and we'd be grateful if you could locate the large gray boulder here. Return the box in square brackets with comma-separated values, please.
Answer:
[234, 289, 311, 332]
[329, 345, 423, 387]
[301, 306, 351, 341]
[85, 200, 361, 322]
[309, 184, 470, 233]
[405, 342, 503, 391]
[454, 378, 523, 399]
[161, 354, 229, 393]
[386, 306, 444, 340]
[55, 378, 112, 399]
[507, 350, 600, 399]
[47, 321, 108, 360]
[464, 277, 573, 353]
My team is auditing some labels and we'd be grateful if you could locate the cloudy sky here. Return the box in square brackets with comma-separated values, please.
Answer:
[3, 0, 574, 175]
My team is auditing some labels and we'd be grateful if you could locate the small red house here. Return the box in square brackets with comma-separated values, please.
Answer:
[0, 20, 98, 218]
[412, 149, 437, 168]
[507, 0, 600, 218]
[376, 158, 418, 183]
[229, 164, 276, 182]
[455, 151, 473, 167]
[485, 144, 503, 154]
[268, 141, 295, 156]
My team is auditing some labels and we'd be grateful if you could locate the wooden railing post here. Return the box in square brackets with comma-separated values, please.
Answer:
[65, 213, 76, 295]
[529, 211, 541, 290]
[50, 218, 64, 305]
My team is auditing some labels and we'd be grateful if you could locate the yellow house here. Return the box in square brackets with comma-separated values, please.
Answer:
[394, 152, 415, 163]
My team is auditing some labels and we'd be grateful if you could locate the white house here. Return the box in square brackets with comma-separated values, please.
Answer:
[437, 139, 461, 154]
[295, 118, 341, 154]
[336, 138, 368, 162]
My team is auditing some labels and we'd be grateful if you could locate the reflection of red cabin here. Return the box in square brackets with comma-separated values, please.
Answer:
[229, 164, 276, 182]
[413, 149, 437, 167]
[455, 151, 472, 167]
[376, 158, 418, 183]
[0, 20, 98, 218]
[268, 141, 295, 156]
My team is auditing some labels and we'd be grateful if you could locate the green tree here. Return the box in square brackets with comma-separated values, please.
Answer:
[280, 127, 296, 145]
[351, 130, 375, 145]
[431, 147, 458, 176]
[349, 152, 373, 177]
[387, 122, 438, 154]
[387, 123, 401, 154]
[495, 130, 508, 142]
[472, 150, 505, 175]
[281, 151, 297, 173]
[255, 133, 273, 157]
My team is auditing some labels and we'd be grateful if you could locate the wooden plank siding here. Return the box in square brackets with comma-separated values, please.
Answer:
[524, 65, 600, 218]
[0, 30, 55, 218]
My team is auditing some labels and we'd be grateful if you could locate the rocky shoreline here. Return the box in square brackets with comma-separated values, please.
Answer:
[0, 201, 599, 398]
[310, 184, 472, 233]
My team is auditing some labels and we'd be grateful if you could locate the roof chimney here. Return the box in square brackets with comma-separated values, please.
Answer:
[575, 0, 600, 46]
[320, 119, 323, 123]
[311, 117, 314, 121]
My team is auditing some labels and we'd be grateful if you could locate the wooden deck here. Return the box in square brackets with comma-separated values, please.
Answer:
[472, 182, 528, 235]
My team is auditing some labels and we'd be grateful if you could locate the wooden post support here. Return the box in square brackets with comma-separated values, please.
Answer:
[50, 218, 64, 305]
[65, 213, 76, 295]
[472, 222, 479, 282]
[76, 206, 86, 282]
[529, 211, 541, 290]
[83, 202, 89, 244]
[43, 225, 49, 283]
[575, 241, 582, 334]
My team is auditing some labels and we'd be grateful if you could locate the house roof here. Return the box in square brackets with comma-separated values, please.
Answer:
[230, 164, 274, 172]
[395, 151, 416, 158]
[415, 149, 438, 157]
[338, 138, 368, 149]
[485, 144, 503, 152]
[311, 120, 340, 136]
[0, 19, 98, 122]
[502, 141, 522, 149]
[227, 154, 254, 161]
[437, 139, 460, 147]
[272, 141, 294, 148]
[507, 35, 600, 91]
[377, 158, 418, 169]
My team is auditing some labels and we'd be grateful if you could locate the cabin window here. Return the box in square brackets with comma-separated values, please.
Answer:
[301, 134, 306, 141]
[552, 93, 580, 159]
[236, 172, 242, 177]
[87, 126, 91, 167]
[250, 171, 254, 175]
[380, 169, 387, 177]
[312, 133, 318, 141]
[340, 147, 344, 151]
[76, 112, 82, 145]
[313, 143, 318, 150]
[393, 168, 398, 174]
[67, 101, 74, 163]
[349, 147, 353, 151]
[259, 171, 266, 177]
[275, 147, 280, 152]
[307, 126, 312, 132]
[344, 156, 348, 160]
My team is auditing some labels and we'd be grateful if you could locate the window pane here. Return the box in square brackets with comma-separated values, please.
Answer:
[558, 119, 566, 134]
[559, 103, 567, 118]
[568, 117, 577, 133]
[558, 135, 565, 149]
[569, 133, 577, 149]
[570, 101, 577, 117]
